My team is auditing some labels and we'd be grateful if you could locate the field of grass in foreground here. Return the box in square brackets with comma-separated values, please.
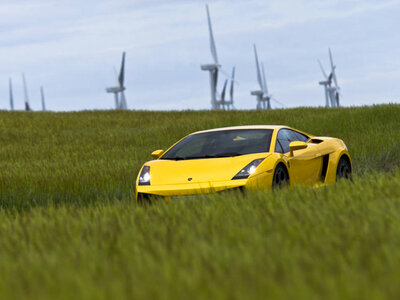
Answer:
[0, 104, 399, 299]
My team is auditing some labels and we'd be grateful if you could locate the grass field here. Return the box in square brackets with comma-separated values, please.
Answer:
[0, 104, 399, 299]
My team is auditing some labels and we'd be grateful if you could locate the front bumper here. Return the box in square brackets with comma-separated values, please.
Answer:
[135, 171, 274, 201]
[136, 179, 248, 199]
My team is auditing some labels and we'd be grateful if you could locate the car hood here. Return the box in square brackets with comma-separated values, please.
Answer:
[145, 153, 270, 185]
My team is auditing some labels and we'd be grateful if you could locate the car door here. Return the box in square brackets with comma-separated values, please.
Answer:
[275, 129, 323, 185]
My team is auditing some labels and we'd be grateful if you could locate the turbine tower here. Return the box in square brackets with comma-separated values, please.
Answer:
[22, 73, 31, 111]
[9, 78, 14, 111]
[40, 86, 46, 111]
[106, 52, 127, 110]
[251, 44, 271, 110]
[318, 48, 340, 107]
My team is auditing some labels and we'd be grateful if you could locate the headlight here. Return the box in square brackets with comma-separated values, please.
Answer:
[138, 166, 151, 186]
[232, 158, 265, 180]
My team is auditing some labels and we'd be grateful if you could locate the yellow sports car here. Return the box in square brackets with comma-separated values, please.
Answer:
[136, 126, 352, 203]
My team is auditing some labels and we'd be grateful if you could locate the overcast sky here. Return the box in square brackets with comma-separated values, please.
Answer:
[1, 0, 400, 111]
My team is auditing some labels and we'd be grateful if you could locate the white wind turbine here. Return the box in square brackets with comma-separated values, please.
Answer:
[318, 48, 340, 107]
[251, 44, 272, 110]
[106, 52, 127, 110]
[201, 4, 235, 110]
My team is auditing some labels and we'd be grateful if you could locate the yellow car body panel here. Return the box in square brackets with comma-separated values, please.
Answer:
[136, 126, 352, 201]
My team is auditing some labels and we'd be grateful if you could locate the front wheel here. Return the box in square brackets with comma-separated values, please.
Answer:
[336, 157, 352, 180]
[272, 164, 289, 188]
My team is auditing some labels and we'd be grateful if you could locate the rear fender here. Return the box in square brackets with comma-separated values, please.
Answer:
[324, 149, 352, 184]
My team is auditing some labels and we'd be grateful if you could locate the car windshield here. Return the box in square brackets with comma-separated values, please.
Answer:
[161, 129, 273, 160]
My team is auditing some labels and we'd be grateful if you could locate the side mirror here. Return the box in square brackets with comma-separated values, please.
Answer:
[289, 141, 307, 157]
[151, 149, 164, 159]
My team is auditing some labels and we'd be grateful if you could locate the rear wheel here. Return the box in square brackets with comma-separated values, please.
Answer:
[336, 157, 352, 180]
[273, 164, 289, 188]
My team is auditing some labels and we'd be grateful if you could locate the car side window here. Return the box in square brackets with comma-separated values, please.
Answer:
[275, 139, 284, 153]
[275, 129, 309, 154]
[293, 131, 309, 142]
[275, 129, 291, 153]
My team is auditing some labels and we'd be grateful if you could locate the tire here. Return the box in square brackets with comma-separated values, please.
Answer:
[336, 157, 352, 180]
[272, 164, 289, 188]
[137, 193, 152, 206]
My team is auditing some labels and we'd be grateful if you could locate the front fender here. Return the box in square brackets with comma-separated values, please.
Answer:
[245, 154, 289, 190]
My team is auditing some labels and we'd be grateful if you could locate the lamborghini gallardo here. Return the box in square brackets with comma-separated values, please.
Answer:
[136, 126, 352, 202]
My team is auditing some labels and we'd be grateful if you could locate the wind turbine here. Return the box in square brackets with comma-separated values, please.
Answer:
[201, 4, 234, 110]
[9, 78, 14, 111]
[40, 86, 46, 111]
[106, 52, 127, 110]
[22, 73, 31, 111]
[318, 48, 340, 107]
[251, 44, 272, 110]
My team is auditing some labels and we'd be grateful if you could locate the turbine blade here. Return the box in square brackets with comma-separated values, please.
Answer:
[271, 97, 285, 108]
[219, 68, 239, 85]
[332, 69, 339, 89]
[329, 48, 334, 71]
[261, 62, 268, 95]
[328, 72, 333, 83]
[206, 4, 218, 64]
[329, 49, 339, 88]
[221, 79, 228, 102]
[230, 67, 235, 101]
[9, 78, 14, 111]
[118, 52, 126, 87]
[253, 44, 263, 90]
[113, 67, 119, 84]
[333, 73, 339, 89]
[318, 59, 328, 79]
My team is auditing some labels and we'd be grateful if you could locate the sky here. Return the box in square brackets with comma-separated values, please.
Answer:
[1, 0, 400, 111]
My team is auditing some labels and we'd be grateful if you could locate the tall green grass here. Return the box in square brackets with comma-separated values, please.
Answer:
[0, 173, 399, 299]
[0, 105, 399, 209]
[0, 104, 399, 299]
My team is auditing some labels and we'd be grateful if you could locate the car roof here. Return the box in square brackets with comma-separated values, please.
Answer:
[192, 125, 288, 135]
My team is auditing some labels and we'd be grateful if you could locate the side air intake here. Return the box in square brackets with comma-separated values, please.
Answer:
[321, 154, 329, 182]
[310, 138, 324, 144]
